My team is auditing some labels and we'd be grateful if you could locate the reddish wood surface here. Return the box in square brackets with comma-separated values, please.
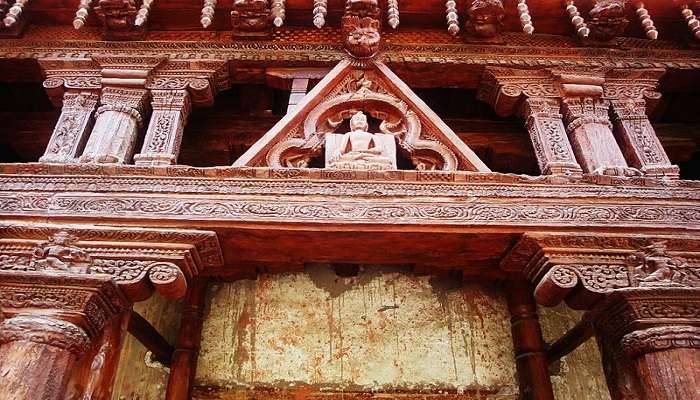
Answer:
[128, 310, 175, 366]
[165, 278, 209, 400]
[0, 339, 78, 400]
[505, 278, 555, 400]
[635, 347, 700, 400]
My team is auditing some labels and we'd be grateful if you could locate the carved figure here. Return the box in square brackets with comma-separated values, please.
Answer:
[29, 231, 93, 274]
[231, 0, 272, 39]
[94, 0, 144, 40]
[465, 0, 505, 39]
[588, 0, 629, 41]
[327, 111, 395, 170]
[627, 241, 694, 286]
[342, 0, 381, 58]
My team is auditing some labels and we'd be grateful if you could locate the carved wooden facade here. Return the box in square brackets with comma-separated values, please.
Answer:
[0, 0, 699, 399]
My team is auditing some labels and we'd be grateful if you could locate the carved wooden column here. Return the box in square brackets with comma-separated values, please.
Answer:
[165, 278, 208, 400]
[80, 87, 149, 164]
[505, 278, 555, 400]
[609, 99, 679, 179]
[477, 67, 583, 176]
[134, 90, 191, 165]
[559, 74, 637, 176]
[0, 272, 127, 400]
[39, 91, 99, 163]
[513, 234, 700, 400]
[592, 289, 700, 400]
[520, 97, 582, 175]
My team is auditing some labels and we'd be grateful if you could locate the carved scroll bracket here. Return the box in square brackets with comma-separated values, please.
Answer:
[504, 232, 700, 399]
[0, 223, 224, 302]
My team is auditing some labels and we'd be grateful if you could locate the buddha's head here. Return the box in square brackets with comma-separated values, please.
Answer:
[350, 111, 369, 132]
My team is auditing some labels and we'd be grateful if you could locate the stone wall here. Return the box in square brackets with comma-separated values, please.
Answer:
[194, 265, 518, 399]
[539, 305, 611, 400]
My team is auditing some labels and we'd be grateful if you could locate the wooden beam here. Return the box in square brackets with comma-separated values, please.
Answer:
[127, 310, 175, 366]
[546, 318, 595, 365]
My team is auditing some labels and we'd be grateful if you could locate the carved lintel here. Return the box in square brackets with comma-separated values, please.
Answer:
[134, 89, 191, 166]
[610, 99, 680, 179]
[80, 87, 149, 164]
[40, 91, 99, 164]
[464, 0, 505, 39]
[520, 97, 582, 176]
[231, 0, 272, 39]
[93, 0, 147, 41]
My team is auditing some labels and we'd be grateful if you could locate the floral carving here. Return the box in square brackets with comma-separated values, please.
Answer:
[620, 325, 700, 357]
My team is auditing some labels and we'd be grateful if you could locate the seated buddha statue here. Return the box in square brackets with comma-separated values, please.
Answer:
[327, 111, 395, 170]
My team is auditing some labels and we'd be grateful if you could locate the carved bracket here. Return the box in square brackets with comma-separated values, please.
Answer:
[94, 0, 147, 41]
[0, 224, 223, 302]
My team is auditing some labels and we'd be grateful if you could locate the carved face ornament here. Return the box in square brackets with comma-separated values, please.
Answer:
[343, 16, 381, 59]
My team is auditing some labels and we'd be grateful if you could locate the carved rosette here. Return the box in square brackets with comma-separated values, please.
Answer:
[134, 89, 191, 166]
[80, 87, 149, 164]
[40, 91, 99, 164]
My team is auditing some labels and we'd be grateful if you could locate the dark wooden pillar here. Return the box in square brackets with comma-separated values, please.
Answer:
[0, 272, 127, 400]
[505, 278, 555, 400]
[165, 278, 208, 400]
[592, 288, 700, 400]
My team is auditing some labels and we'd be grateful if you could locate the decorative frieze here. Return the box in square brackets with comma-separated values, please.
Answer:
[134, 89, 191, 166]
[80, 87, 149, 164]
[39, 91, 99, 164]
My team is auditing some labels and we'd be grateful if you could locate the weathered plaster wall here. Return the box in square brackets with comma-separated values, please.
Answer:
[194, 265, 518, 399]
[539, 305, 611, 400]
[112, 293, 183, 400]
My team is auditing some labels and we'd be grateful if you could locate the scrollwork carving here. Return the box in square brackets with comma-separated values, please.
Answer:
[621, 325, 700, 357]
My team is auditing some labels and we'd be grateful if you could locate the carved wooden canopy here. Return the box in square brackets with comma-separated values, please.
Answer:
[233, 59, 490, 172]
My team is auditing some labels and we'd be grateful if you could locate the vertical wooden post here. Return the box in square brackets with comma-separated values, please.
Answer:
[505, 278, 555, 400]
[165, 278, 208, 400]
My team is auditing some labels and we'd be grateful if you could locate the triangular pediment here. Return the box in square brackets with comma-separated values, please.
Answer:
[233, 60, 489, 172]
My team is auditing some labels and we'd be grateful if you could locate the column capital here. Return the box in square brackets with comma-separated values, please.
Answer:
[0, 223, 224, 302]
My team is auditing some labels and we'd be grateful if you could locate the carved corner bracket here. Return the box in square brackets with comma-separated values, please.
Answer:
[502, 232, 700, 310]
[0, 223, 223, 302]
